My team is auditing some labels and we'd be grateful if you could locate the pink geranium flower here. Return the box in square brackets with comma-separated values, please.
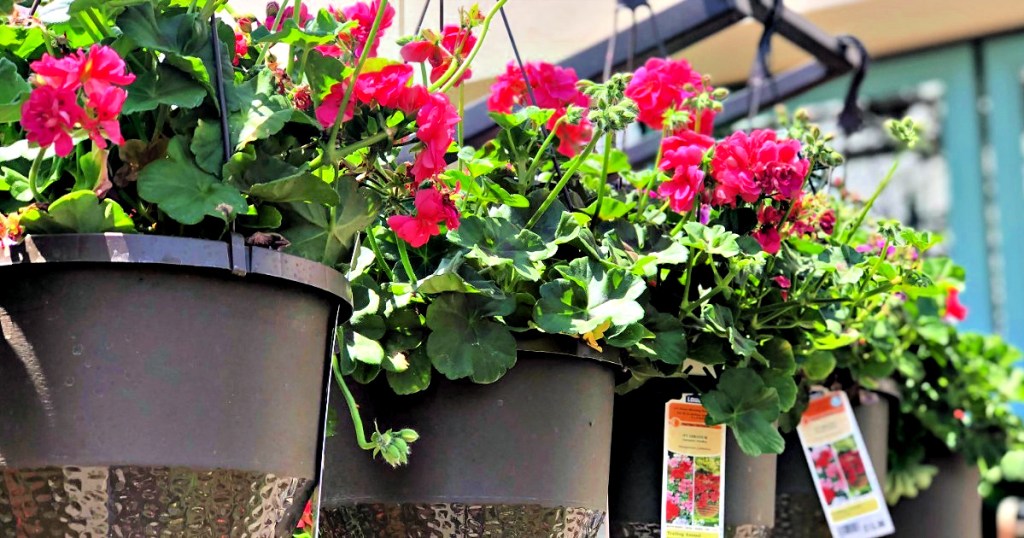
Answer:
[411, 92, 459, 184]
[387, 187, 459, 247]
[400, 25, 477, 87]
[337, 0, 395, 58]
[315, 81, 357, 128]
[264, 3, 312, 31]
[83, 86, 127, 148]
[945, 287, 968, 322]
[20, 85, 84, 157]
[624, 57, 713, 133]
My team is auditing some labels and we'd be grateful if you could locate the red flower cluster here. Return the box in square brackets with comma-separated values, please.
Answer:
[945, 287, 968, 322]
[710, 129, 809, 207]
[665, 499, 680, 522]
[387, 186, 460, 247]
[401, 25, 477, 87]
[233, 31, 248, 66]
[318, 0, 396, 58]
[315, 64, 428, 128]
[21, 45, 135, 157]
[411, 91, 460, 184]
[624, 57, 714, 134]
[487, 61, 592, 157]
[657, 131, 714, 213]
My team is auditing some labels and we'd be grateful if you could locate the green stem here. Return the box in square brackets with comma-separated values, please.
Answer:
[286, 0, 303, 74]
[325, 0, 390, 170]
[681, 268, 738, 318]
[151, 105, 169, 143]
[457, 83, 465, 149]
[394, 233, 419, 286]
[634, 126, 670, 221]
[432, 0, 508, 93]
[524, 116, 565, 179]
[525, 134, 602, 230]
[27, 149, 46, 203]
[364, 229, 395, 281]
[86, 9, 112, 39]
[844, 156, 901, 244]
[187, 0, 199, 13]
[680, 252, 697, 312]
[331, 352, 376, 451]
[591, 131, 614, 226]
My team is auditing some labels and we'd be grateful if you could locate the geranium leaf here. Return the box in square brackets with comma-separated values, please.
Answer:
[533, 258, 645, 335]
[0, 57, 31, 123]
[253, 11, 354, 46]
[702, 368, 784, 456]
[760, 337, 796, 375]
[281, 177, 378, 266]
[802, 350, 836, 381]
[448, 215, 555, 281]
[632, 312, 688, 364]
[137, 136, 247, 224]
[231, 92, 294, 149]
[21, 190, 134, 233]
[761, 369, 798, 412]
[248, 173, 340, 205]
[122, 64, 207, 115]
[425, 293, 517, 383]
[386, 347, 432, 395]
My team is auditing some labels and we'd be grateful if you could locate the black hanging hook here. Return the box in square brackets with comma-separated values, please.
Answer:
[414, 0, 431, 34]
[747, 0, 783, 122]
[837, 35, 870, 135]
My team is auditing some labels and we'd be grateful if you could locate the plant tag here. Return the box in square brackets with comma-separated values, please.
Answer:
[662, 395, 725, 538]
[796, 391, 895, 538]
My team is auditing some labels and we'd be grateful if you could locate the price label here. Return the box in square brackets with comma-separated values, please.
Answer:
[662, 395, 725, 538]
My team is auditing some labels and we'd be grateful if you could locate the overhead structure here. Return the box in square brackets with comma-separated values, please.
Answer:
[461, 0, 867, 163]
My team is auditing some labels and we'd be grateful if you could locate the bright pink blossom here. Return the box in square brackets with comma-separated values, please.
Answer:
[660, 131, 714, 171]
[29, 53, 81, 91]
[710, 130, 809, 206]
[233, 32, 248, 66]
[624, 57, 714, 133]
[31, 45, 135, 96]
[658, 166, 704, 214]
[315, 81, 356, 128]
[400, 25, 476, 87]
[945, 287, 968, 322]
[488, 61, 591, 156]
[752, 227, 781, 254]
[341, 0, 395, 58]
[264, 4, 312, 31]
[387, 187, 459, 247]
[20, 85, 83, 157]
[83, 86, 127, 148]
[354, 64, 413, 108]
[411, 92, 460, 184]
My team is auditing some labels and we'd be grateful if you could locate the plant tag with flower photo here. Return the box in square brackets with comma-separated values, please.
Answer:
[662, 395, 725, 538]
[797, 391, 895, 538]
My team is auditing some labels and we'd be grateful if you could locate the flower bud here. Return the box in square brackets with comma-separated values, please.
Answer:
[398, 428, 420, 443]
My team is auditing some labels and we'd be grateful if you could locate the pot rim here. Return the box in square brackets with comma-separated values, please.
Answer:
[516, 333, 623, 367]
[1, 233, 352, 307]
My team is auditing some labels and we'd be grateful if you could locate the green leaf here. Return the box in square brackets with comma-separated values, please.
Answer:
[137, 136, 247, 224]
[448, 216, 556, 281]
[425, 293, 517, 383]
[253, 11, 353, 46]
[121, 65, 207, 115]
[21, 190, 134, 233]
[632, 312, 688, 364]
[190, 119, 224, 175]
[533, 258, 645, 335]
[762, 370, 798, 411]
[681, 222, 741, 257]
[0, 57, 31, 123]
[761, 337, 796, 375]
[72, 144, 109, 192]
[702, 368, 784, 456]
[248, 173, 340, 205]
[231, 92, 294, 149]
[282, 177, 378, 266]
[802, 350, 836, 381]
[237, 205, 283, 230]
[386, 347, 432, 395]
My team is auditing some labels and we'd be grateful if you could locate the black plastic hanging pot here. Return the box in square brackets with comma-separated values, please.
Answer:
[0, 234, 351, 536]
[319, 336, 620, 537]
[890, 453, 981, 538]
[774, 389, 894, 538]
[608, 378, 777, 538]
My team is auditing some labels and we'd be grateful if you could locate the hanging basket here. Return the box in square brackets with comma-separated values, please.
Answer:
[318, 336, 620, 537]
[0, 234, 351, 536]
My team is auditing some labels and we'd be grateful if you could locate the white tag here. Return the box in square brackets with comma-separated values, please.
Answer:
[661, 394, 726, 538]
[796, 391, 895, 538]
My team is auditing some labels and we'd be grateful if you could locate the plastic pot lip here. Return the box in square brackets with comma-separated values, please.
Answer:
[516, 333, 623, 367]
[0, 233, 352, 307]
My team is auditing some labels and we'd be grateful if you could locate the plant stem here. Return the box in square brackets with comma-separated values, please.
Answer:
[151, 105, 169, 143]
[526, 134, 601, 230]
[591, 131, 614, 227]
[27, 149, 46, 202]
[309, 131, 389, 171]
[524, 116, 564, 179]
[844, 156, 900, 244]
[394, 233, 419, 286]
[86, 9, 112, 39]
[432, 0, 508, 93]
[286, 0, 303, 74]
[331, 352, 376, 451]
[634, 126, 669, 221]
[364, 229, 395, 280]
[680, 268, 738, 318]
[325, 0, 390, 171]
